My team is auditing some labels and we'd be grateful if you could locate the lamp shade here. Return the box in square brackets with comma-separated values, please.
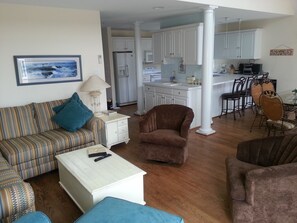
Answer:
[80, 75, 110, 92]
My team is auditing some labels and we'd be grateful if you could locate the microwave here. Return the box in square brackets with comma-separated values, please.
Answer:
[144, 51, 153, 63]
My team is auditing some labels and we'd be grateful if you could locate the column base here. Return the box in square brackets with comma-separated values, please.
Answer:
[134, 110, 145, 116]
[196, 128, 216, 135]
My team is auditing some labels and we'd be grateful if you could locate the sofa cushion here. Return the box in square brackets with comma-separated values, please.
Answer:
[140, 129, 186, 147]
[40, 128, 94, 152]
[33, 99, 66, 133]
[225, 157, 259, 201]
[0, 104, 38, 141]
[0, 134, 55, 165]
[52, 99, 93, 132]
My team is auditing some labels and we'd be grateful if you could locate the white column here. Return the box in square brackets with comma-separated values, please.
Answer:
[196, 6, 217, 135]
[134, 21, 145, 115]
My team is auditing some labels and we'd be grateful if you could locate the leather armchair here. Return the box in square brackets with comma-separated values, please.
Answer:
[139, 104, 194, 164]
[226, 134, 297, 223]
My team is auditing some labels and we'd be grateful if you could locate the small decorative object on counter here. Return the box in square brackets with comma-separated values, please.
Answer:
[229, 64, 235, 74]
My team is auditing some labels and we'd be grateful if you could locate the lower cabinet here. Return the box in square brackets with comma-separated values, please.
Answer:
[144, 84, 201, 128]
[97, 113, 130, 148]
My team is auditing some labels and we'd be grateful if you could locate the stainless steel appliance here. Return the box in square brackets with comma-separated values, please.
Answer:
[239, 63, 263, 75]
[113, 51, 137, 106]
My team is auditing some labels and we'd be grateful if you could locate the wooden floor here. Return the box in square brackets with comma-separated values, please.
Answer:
[27, 105, 267, 223]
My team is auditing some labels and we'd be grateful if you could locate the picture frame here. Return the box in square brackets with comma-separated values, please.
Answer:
[14, 55, 83, 86]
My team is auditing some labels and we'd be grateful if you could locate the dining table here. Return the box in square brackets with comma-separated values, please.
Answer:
[279, 91, 297, 121]
[280, 91, 297, 106]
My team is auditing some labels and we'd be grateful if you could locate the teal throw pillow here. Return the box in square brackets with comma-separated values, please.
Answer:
[52, 99, 93, 132]
[53, 92, 86, 113]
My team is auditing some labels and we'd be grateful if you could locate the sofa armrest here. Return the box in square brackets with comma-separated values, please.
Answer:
[139, 110, 157, 133]
[0, 182, 35, 219]
[84, 117, 102, 145]
[245, 162, 297, 206]
[236, 135, 284, 166]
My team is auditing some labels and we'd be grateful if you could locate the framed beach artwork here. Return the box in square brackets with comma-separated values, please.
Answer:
[14, 55, 83, 86]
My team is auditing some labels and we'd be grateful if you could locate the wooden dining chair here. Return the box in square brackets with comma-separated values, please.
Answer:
[250, 80, 265, 132]
[260, 90, 295, 136]
[262, 79, 275, 92]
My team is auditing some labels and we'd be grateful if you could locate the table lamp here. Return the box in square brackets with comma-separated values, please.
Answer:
[80, 75, 111, 115]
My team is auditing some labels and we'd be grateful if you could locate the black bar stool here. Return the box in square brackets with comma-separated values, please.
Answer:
[220, 77, 246, 120]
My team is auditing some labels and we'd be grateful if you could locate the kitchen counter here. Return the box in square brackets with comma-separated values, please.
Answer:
[143, 74, 249, 128]
[213, 74, 245, 85]
[144, 81, 200, 90]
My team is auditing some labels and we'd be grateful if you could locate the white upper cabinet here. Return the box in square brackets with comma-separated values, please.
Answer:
[152, 32, 164, 64]
[183, 24, 203, 65]
[112, 37, 135, 51]
[141, 38, 152, 52]
[164, 29, 183, 57]
[214, 29, 262, 59]
[152, 23, 203, 65]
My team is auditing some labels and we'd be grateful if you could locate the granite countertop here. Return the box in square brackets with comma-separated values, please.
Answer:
[144, 81, 201, 90]
[144, 74, 250, 90]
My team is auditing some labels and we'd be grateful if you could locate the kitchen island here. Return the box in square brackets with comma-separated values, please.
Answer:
[144, 74, 245, 129]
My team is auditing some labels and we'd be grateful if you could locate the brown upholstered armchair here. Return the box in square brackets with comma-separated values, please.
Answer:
[139, 104, 194, 164]
[225, 134, 297, 223]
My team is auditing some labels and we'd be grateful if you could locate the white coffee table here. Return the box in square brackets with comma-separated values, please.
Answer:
[56, 145, 146, 213]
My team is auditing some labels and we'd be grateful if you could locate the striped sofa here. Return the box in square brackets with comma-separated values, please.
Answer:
[0, 99, 101, 222]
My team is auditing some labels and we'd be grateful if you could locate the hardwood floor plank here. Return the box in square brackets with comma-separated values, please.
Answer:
[27, 105, 266, 223]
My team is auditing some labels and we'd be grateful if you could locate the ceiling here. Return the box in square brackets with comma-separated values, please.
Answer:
[0, 0, 295, 29]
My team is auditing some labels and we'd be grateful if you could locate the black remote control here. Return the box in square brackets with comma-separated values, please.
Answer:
[94, 154, 112, 162]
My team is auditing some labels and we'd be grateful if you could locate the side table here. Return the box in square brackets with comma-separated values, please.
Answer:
[95, 113, 130, 148]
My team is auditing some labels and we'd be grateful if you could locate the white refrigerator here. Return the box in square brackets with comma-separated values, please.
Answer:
[113, 51, 137, 106]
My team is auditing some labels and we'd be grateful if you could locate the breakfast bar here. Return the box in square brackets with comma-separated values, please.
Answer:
[144, 74, 244, 128]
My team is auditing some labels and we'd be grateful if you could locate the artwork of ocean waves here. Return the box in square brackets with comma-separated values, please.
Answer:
[24, 60, 78, 79]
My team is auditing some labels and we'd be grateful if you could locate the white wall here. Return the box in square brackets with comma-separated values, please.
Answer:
[250, 16, 297, 93]
[221, 16, 297, 93]
[0, 3, 107, 111]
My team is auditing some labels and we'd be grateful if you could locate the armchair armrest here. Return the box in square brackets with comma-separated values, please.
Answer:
[0, 182, 35, 219]
[84, 117, 102, 144]
[245, 162, 297, 206]
[139, 110, 157, 133]
[180, 109, 194, 138]
[236, 135, 284, 166]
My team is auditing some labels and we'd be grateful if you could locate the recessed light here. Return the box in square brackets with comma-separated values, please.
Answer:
[153, 6, 164, 10]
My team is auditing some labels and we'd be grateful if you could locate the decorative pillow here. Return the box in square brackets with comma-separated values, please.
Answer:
[52, 99, 93, 132]
[53, 92, 87, 113]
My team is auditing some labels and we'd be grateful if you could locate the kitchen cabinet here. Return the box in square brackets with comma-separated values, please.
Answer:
[97, 113, 130, 148]
[112, 37, 152, 54]
[152, 23, 203, 65]
[112, 37, 135, 51]
[144, 83, 201, 128]
[152, 32, 164, 64]
[164, 29, 183, 57]
[141, 38, 152, 52]
[183, 24, 203, 65]
[214, 29, 262, 59]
